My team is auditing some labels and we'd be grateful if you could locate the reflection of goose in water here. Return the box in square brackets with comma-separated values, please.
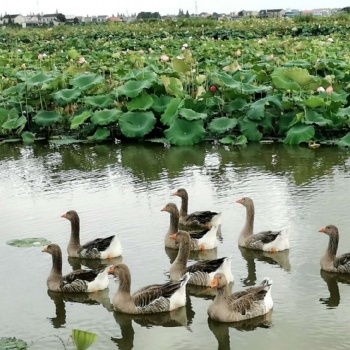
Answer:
[239, 247, 291, 287]
[68, 256, 123, 271]
[319, 269, 350, 308]
[164, 246, 218, 265]
[208, 311, 273, 350]
[111, 303, 191, 350]
[47, 288, 112, 328]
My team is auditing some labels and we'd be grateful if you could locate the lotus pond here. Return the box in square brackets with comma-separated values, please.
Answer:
[1, 141, 350, 349]
[1, 17, 350, 147]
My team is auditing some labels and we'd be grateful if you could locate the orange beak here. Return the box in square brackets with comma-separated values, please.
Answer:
[42, 247, 48, 252]
[161, 206, 167, 212]
[108, 266, 115, 275]
[169, 233, 177, 240]
[236, 199, 243, 204]
[61, 213, 67, 218]
[172, 191, 178, 196]
[319, 227, 327, 233]
[211, 278, 218, 288]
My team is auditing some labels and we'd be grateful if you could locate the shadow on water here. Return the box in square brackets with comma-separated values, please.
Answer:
[319, 269, 350, 308]
[111, 297, 193, 350]
[67, 256, 123, 271]
[208, 311, 273, 350]
[239, 247, 291, 287]
[47, 289, 112, 328]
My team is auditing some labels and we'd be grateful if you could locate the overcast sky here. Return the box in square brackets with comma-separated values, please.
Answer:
[1, 0, 348, 16]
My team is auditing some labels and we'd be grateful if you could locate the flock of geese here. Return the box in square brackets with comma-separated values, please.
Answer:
[42, 188, 350, 323]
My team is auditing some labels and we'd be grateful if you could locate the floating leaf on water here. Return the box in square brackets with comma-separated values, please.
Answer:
[0, 337, 28, 349]
[72, 329, 98, 350]
[6, 237, 51, 248]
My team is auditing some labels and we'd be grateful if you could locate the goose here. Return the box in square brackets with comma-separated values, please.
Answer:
[172, 188, 222, 229]
[61, 210, 122, 259]
[208, 273, 273, 322]
[42, 244, 110, 293]
[161, 203, 218, 251]
[236, 197, 290, 252]
[319, 225, 350, 274]
[108, 263, 190, 314]
[169, 230, 233, 286]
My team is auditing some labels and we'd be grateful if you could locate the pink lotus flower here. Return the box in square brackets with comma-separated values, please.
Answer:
[160, 54, 170, 62]
[78, 57, 86, 64]
[326, 86, 333, 93]
[317, 87, 325, 92]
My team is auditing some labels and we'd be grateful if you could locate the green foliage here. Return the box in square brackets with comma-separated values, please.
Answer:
[164, 118, 205, 145]
[119, 111, 156, 138]
[283, 123, 315, 145]
[33, 111, 62, 127]
[7, 237, 51, 247]
[72, 329, 98, 350]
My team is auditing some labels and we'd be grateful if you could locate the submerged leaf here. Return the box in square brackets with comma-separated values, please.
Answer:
[7, 237, 51, 247]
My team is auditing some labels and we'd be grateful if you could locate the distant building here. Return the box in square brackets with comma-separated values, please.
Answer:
[259, 9, 286, 18]
[2, 14, 26, 24]
[238, 10, 258, 17]
[108, 16, 123, 22]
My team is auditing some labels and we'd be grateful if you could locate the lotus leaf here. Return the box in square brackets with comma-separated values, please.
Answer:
[209, 117, 238, 133]
[119, 111, 156, 138]
[0, 108, 19, 127]
[172, 58, 190, 73]
[179, 108, 207, 121]
[152, 95, 173, 113]
[52, 88, 81, 106]
[127, 94, 154, 111]
[2, 83, 26, 97]
[71, 111, 92, 129]
[247, 96, 282, 121]
[304, 97, 326, 108]
[22, 131, 35, 144]
[164, 118, 205, 146]
[337, 133, 350, 147]
[7, 237, 51, 247]
[72, 329, 98, 350]
[91, 109, 122, 126]
[161, 76, 184, 97]
[33, 111, 62, 127]
[88, 128, 110, 141]
[71, 73, 105, 91]
[224, 98, 247, 113]
[116, 80, 152, 98]
[2, 116, 27, 131]
[161, 97, 184, 126]
[304, 109, 332, 126]
[26, 72, 54, 86]
[219, 135, 235, 144]
[239, 119, 263, 141]
[84, 94, 115, 108]
[0, 337, 28, 349]
[283, 123, 315, 145]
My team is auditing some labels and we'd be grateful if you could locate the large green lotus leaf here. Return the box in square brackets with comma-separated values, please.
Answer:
[328, 91, 348, 103]
[219, 135, 235, 145]
[161, 97, 184, 126]
[337, 133, 350, 147]
[304, 96, 326, 108]
[241, 83, 272, 95]
[67, 48, 81, 60]
[119, 111, 156, 138]
[70, 74, 105, 91]
[2, 83, 26, 96]
[239, 119, 263, 141]
[172, 58, 190, 73]
[88, 128, 110, 141]
[33, 111, 62, 127]
[0, 337, 28, 349]
[235, 135, 248, 145]
[2, 116, 27, 131]
[247, 96, 282, 121]
[209, 117, 238, 133]
[179, 108, 207, 121]
[152, 95, 173, 113]
[283, 60, 311, 68]
[134, 70, 159, 83]
[304, 109, 332, 126]
[22, 131, 35, 144]
[127, 94, 153, 111]
[272, 68, 300, 90]
[84, 94, 115, 108]
[72, 329, 98, 350]
[116, 80, 152, 98]
[232, 71, 256, 84]
[224, 98, 247, 113]
[284, 68, 316, 87]
[337, 106, 350, 118]
[70, 111, 92, 129]
[278, 112, 296, 135]
[212, 72, 240, 89]
[7, 237, 51, 247]
[161, 76, 184, 97]
[91, 109, 122, 126]
[0, 108, 19, 127]
[26, 72, 54, 86]
[52, 88, 81, 106]
[165, 118, 205, 146]
[283, 123, 315, 145]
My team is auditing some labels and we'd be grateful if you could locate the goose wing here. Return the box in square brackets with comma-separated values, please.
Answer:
[186, 211, 218, 225]
[186, 257, 226, 274]
[79, 235, 115, 253]
[189, 228, 210, 239]
[334, 253, 350, 269]
[227, 287, 268, 314]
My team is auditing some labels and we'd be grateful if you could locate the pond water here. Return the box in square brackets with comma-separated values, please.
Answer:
[1, 142, 350, 350]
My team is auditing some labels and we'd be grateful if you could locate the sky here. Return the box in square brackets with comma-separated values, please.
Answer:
[1, 0, 349, 17]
